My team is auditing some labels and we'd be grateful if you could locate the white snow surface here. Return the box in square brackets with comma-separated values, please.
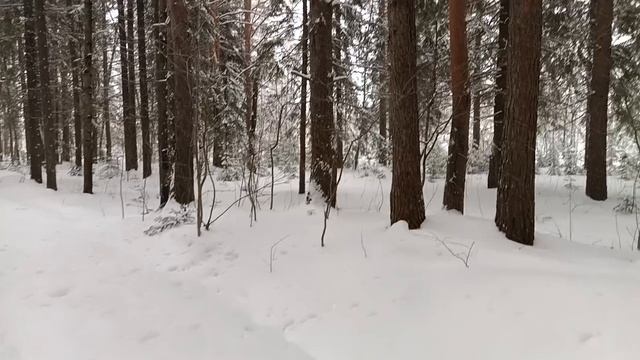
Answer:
[1, 165, 640, 360]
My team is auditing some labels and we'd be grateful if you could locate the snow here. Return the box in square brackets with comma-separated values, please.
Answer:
[1, 164, 640, 359]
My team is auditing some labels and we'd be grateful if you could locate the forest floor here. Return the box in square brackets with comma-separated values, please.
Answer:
[1, 162, 640, 360]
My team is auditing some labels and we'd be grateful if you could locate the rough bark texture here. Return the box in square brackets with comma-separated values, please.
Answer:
[585, 0, 613, 201]
[137, 0, 151, 178]
[35, 0, 57, 190]
[168, 0, 194, 205]
[309, 0, 336, 205]
[298, 0, 308, 194]
[495, 0, 543, 246]
[155, 0, 170, 206]
[82, 0, 94, 193]
[388, 0, 425, 229]
[443, 0, 471, 213]
[488, 0, 509, 188]
[472, 17, 482, 151]
[23, 0, 42, 182]
[117, 0, 137, 171]
[334, 6, 343, 169]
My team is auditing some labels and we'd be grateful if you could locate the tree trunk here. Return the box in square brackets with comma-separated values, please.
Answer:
[154, 0, 170, 206]
[298, 0, 308, 194]
[137, 0, 151, 178]
[82, 0, 94, 193]
[377, 0, 387, 166]
[309, 0, 336, 206]
[35, 0, 57, 190]
[117, 0, 137, 171]
[488, 0, 509, 188]
[23, 0, 43, 183]
[443, 0, 471, 213]
[585, 0, 613, 201]
[168, 0, 194, 205]
[334, 5, 343, 169]
[60, 67, 71, 162]
[103, 0, 111, 160]
[495, 0, 543, 246]
[67, 0, 82, 169]
[472, 11, 482, 151]
[388, 0, 425, 229]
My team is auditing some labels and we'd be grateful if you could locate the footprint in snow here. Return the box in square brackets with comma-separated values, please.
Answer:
[224, 251, 239, 262]
[138, 331, 160, 343]
[48, 287, 71, 298]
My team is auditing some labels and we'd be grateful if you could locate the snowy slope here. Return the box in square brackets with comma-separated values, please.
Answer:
[1, 165, 639, 360]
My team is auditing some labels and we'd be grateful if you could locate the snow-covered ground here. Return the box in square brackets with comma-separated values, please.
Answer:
[1, 163, 639, 360]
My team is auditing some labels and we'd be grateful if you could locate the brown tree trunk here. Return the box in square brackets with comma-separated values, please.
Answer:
[35, 0, 57, 190]
[472, 11, 483, 151]
[488, 0, 509, 188]
[310, 0, 336, 205]
[388, 0, 425, 229]
[168, 0, 194, 205]
[495, 0, 543, 246]
[334, 5, 343, 169]
[137, 0, 151, 178]
[443, 0, 471, 213]
[117, 0, 137, 170]
[585, 0, 613, 201]
[299, 0, 308, 194]
[154, 0, 170, 206]
[82, 0, 94, 193]
[23, 0, 43, 183]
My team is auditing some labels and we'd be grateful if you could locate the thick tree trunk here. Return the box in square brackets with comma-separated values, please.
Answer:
[488, 0, 509, 188]
[23, 0, 43, 183]
[35, 0, 57, 190]
[168, 0, 194, 205]
[585, 0, 613, 201]
[137, 0, 151, 178]
[495, 0, 543, 246]
[309, 0, 336, 205]
[82, 0, 94, 193]
[388, 0, 425, 229]
[298, 0, 308, 194]
[154, 0, 170, 206]
[117, 0, 137, 171]
[443, 0, 471, 213]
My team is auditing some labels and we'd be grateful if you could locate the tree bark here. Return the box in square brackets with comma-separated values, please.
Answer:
[585, 0, 613, 201]
[488, 0, 509, 188]
[23, 0, 43, 183]
[154, 0, 170, 206]
[388, 0, 425, 229]
[137, 0, 151, 178]
[298, 0, 308, 194]
[35, 0, 57, 190]
[102, 0, 112, 160]
[310, 0, 336, 206]
[117, 0, 137, 170]
[168, 0, 194, 204]
[495, 0, 543, 246]
[377, 0, 387, 166]
[443, 0, 471, 213]
[67, 0, 82, 168]
[82, 0, 94, 193]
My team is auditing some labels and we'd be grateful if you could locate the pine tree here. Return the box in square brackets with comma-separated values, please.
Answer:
[388, 0, 425, 229]
[495, 0, 543, 246]
[298, 0, 308, 195]
[82, 0, 94, 193]
[443, 0, 471, 213]
[488, 0, 509, 189]
[117, 0, 137, 171]
[309, 0, 336, 205]
[154, 0, 171, 206]
[35, 0, 57, 190]
[137, 0, 151, 178]
[585, 0, 613, 201]
[169, 0, 194, 205]
[23, 0, 42, 183]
